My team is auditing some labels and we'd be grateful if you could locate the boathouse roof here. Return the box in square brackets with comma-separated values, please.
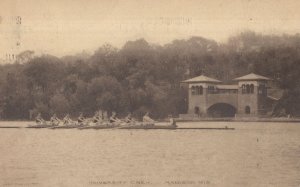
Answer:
[182, 75, 221, 83]
[216, 85, 238, 89]
[234, 73, 271, 81]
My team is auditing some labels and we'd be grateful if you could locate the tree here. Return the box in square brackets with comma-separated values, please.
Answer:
[87, 76, 122, 113]
[16, 50, 35, 64]
[49, 93, 70, 117]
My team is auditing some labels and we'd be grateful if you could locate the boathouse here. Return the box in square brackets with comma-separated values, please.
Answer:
[180, 73, 279, 118]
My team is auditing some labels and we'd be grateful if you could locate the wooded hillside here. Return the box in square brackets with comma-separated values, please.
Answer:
[1, 31, 299, 119]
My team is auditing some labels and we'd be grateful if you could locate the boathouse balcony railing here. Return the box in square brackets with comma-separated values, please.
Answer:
[207, 89, 238, 94]
[190, 88, 239, 95]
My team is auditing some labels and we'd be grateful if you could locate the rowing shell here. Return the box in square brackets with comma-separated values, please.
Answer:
[49, 123, 85, 129]
[118, 125, 176, 129]
[78, 123, 119, 130]
[117, 122, 177, 129]
[27, 124, 58, 128]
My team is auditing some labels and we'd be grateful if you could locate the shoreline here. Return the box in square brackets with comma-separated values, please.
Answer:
[0, 118, 299, 129]
[0, 117, 300, 123]
[175, 117, 300, 123]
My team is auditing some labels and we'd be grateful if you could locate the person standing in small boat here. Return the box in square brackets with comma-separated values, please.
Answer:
[35, 113, 45, 125]
[50, 113, 60, 126]
[77, 113, 85, 125]
[63, 114, 72, 125]
[168, 115, 177, 127]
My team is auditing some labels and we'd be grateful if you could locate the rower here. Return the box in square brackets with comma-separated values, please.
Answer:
[110, 112, 121, 124]
[98, 111, 103, 121]
[92, 111, 101, 123]
[98, 110, 103, 118]
[102, 111, 108, 121]
[35, 113, 45, 124]
[50, 113, 60, 126]
[63, 114, 72, 125]
[124, 113, 134, 124]
[77, 113, 85, 125]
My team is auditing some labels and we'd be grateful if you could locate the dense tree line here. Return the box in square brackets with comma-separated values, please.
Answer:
[1, 31, 300, 120]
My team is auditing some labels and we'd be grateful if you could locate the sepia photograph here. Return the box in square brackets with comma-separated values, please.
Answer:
[0, 0, 300, 186]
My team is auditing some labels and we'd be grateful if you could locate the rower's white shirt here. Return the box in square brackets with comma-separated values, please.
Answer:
[143, 116, 154, 122]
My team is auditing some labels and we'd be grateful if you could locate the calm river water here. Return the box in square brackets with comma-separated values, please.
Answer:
[0, 121, 299, 187]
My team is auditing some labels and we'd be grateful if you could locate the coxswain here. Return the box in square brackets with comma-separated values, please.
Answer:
[143, 112, 155, 123]
[35, 113, 45, 124]
[143, 112, 155, 126]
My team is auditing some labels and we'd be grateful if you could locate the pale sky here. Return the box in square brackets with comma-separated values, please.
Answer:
[1, 0, 300, 61]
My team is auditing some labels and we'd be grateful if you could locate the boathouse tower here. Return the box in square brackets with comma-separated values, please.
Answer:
[181, 75, 222, 116]
[234, 73, 271, 116]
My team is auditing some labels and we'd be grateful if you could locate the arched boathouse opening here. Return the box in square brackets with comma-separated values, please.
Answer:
[207, 103, 236, 117]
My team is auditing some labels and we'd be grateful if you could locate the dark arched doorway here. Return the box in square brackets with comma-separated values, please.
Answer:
[245, 106, 251, 114]
[207, 103, 236, 117]
[194, 106, 200, 116]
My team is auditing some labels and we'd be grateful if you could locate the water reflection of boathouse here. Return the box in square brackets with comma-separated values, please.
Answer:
[180, 73, 279, 118]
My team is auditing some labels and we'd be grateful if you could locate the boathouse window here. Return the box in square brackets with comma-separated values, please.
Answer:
[191, 86, 196, 95]
[258, 85, 266, 95]
[242, 84, 246, 94]
[208, 85, 215, 94]
[245, 106, 251, 114]
[250, 84, 254, 93]
[195, 86, 200, 95]
[191, 86, 203, 95]
[246, 84, 250, 93]
[242, 84, 254, 94]
[258, 85, 262, 94]
[197, 86, 203, 95]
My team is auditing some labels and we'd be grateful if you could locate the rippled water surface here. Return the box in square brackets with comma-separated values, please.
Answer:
[0, 121, 299, 187]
